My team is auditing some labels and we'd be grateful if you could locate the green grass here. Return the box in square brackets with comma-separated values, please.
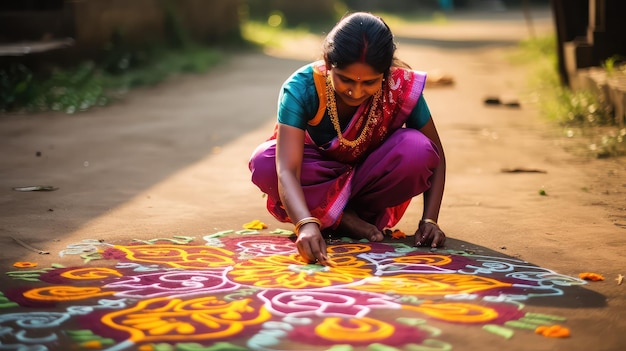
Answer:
[241, 20, 315, 48]
[0, 45, 223, 114]
[513, 35, 626, 158]
[240, 7, 448, 49]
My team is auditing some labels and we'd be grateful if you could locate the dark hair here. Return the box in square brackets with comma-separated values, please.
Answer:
[323, 12, 397, 75]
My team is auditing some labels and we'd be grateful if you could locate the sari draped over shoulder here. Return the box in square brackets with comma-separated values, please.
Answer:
[305, 61, 427, 164]
[250, 61, 434, 230]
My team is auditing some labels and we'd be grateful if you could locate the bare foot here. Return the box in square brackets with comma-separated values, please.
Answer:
[337, 211, 384, 242]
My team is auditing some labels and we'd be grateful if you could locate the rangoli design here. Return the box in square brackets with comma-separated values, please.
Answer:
[0, 230, 587, 350]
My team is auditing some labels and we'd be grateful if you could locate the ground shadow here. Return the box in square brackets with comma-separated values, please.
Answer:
[0, 52, 309, 260]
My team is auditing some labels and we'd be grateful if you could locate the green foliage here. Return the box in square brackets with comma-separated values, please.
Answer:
[33, 62, 109, 114]
[160, 0, 193, 49]
[0, 63, 34, 111]
[241, 20, 284, 48]
[517, 35, 558, 62]
[241, 19, 313, 48]
[602, 55, 624, 77]
[514, 34, 625, 157]
[541, 85, 612, 125]
[588, 128, 626, 158]
[243, 0, 341, 30]
[0, 46, 222, 114]
[0, 0, 227, 115]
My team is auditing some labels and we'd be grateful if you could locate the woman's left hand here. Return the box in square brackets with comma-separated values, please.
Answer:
[415, 220, 446, 247]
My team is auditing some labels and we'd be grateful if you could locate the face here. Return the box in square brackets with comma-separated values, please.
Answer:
[330, 62, 384, 107]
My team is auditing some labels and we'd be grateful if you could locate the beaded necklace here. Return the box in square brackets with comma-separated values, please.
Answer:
[325, 76, 382, 148]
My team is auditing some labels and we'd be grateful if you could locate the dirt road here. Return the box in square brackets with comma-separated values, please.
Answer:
[0, 6, 624, 351]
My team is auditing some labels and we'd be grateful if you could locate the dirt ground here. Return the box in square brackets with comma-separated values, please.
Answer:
[1, 6, 625, 351]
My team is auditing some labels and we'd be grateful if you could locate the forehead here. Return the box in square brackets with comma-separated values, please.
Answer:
[333, 62, 384, 80]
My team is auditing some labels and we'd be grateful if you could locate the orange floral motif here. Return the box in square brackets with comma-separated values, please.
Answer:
[60, 267, 123, 280]
[13, 261, 37, 268]
[315, 317, 395, 342]
[112, 245, 235, 269]
[228, 254, 372, 289]
[80, 340, 107, 349]
[101, 296, 271, 342]
[578, 272, 604, 281]
[392, 255, 453, 266]
[353, 273, 511, 296]
[23, 286, 115, 301]
[327, 243, 372, 255]
[535, 325, 570, 338]
[404, 302, 499, 323]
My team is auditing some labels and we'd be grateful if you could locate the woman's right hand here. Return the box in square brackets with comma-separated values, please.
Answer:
[295, 223, 331, 265]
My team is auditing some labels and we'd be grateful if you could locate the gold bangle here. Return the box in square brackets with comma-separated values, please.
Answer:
[421, 218, 438, 227]
[294, 216, 321, 235]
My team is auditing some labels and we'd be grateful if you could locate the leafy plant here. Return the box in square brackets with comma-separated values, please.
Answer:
[0, 0, 227, 115]
[513, 35, 625, 157]
[0, 42, 222, 114]
[0, 64, 34, 111]
[602, 55, 624, 77]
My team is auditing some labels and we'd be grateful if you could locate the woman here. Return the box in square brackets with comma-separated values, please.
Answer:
[249, 12, 447, 265]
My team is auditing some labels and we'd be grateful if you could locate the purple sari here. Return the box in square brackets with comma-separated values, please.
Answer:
[249, 63, 440, 230]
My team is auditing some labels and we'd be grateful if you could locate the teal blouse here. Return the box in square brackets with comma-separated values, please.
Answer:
[277, 63, 431, 145]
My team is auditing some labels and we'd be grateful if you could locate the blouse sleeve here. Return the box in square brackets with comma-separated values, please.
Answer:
[405, 94, 432, 130]
[277, 64, 318, 130]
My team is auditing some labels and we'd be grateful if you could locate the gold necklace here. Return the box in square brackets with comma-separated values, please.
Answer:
[325, 76, 382, 147]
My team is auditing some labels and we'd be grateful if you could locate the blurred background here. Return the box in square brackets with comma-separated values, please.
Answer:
[0, 0, 624, 146]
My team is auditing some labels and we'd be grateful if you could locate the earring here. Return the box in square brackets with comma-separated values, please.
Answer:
[348, 90, 352, 96]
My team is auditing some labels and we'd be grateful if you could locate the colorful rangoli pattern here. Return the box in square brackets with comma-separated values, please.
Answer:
[0, 232, 586, 350]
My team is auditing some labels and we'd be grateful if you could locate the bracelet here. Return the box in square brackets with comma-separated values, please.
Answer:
[421, 218, 439, 227]
[294, 216, 321, 235]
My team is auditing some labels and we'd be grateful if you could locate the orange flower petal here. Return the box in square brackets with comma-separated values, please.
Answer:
[13, 261, 38, 268]
[391, 229, 407, 239]
[535, 325, 570, 338]
[579, 272, 604, 281]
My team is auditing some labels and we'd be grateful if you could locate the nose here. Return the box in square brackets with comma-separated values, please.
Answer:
[350, 84, 364, 99]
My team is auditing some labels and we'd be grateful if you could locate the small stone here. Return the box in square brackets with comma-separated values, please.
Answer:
[484, 96, 501, 105]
